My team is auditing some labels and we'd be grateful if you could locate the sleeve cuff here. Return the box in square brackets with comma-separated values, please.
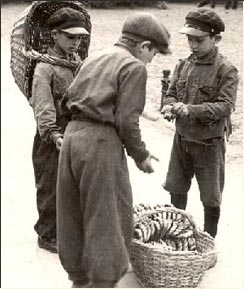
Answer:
[49, 131, 63, 144]
[133, 150, 150, 164]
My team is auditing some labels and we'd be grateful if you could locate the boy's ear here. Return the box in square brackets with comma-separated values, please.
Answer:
[214, 34, 222, 43]
[51, 29, 58, 39]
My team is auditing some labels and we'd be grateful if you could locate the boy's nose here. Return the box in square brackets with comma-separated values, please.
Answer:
[73, 39, 81, 47]
[191, 42, 198, 49]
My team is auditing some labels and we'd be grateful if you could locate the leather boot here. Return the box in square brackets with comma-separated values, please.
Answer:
[210, 0, 215, 8]
[231, 0, 238, 9]
[90, 281, 116, 288]
[225, 0, 231, 9]
[38, 237, 57, 253]
[204, 206, 220, 238]
[170, 193, 187, 210]
[72, 280, 91, 288]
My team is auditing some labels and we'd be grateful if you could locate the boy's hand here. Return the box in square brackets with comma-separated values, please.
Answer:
[161, 105, 176, 121]
[161, 104, 172, 115]
[55, 137, 63, 151]
[172, 102, 188, 116]
[137, 154, 159, 173]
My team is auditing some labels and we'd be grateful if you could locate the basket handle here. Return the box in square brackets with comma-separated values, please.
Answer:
[134, 207, 198, 231]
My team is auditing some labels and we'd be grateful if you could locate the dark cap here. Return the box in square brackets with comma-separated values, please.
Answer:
[48, 7, 89, 35]
[179, 9, 225, 37]
[122, 12, 171, 54]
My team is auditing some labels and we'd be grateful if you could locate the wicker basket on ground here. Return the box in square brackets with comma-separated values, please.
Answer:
[130, 205, 217, 288]
[10, 1, 91, 100]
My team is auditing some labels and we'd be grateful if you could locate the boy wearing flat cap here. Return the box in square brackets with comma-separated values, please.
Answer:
[161, 9, 238, 238]
[57, 12, 171, 288]
[30, 7, 90, 253]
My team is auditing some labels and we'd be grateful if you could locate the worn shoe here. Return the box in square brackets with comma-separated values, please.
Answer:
[90, 281, 117, 288]
[225, 1, 231, 9]
[72, 280, 91, 288]
[38, 237, 57, 253]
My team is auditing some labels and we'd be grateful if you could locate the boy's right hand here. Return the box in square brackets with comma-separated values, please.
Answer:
[136, 154, 159, 173]
[171, 102, 188, 116]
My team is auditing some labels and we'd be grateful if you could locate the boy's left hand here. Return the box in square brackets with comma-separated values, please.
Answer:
[172, 102, 188, 116]
[55, 137, 63, 151]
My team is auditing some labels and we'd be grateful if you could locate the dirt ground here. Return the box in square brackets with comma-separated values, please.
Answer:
[1, 2, 243, 289]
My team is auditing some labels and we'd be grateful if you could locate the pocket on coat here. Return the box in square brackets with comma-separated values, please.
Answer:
[197, 86, 218, 104]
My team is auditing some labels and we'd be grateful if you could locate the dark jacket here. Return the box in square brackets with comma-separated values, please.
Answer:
[30, 48, 77, 143]
[62, 44, 149, 163]
[163, 47, 238, 141]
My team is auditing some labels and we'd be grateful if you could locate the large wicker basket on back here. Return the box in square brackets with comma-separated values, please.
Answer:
[10, 1, 91, 100]
[130, 204, 217, 288]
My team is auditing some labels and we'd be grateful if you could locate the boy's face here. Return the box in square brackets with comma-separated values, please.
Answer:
[52, 30, 83, 56]
[136, 42, 159, 64]
[187, 34, 216, 58]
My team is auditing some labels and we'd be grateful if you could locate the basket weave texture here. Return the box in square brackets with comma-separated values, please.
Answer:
[129, 205, 217, 288]
[10, 1, 91, 100]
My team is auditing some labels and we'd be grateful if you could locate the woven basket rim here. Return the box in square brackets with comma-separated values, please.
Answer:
[28, 1, 91, 19]
[132, 207, 216, 256]
[13, 1, 91, 31]
[131, 207, 217, 288]
[134, 206, 197, 228]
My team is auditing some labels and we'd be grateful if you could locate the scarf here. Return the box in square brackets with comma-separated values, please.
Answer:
[22, 48, 81, 72]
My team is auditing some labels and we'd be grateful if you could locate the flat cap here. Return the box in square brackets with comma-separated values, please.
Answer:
[48, 7, 89, 35]
[122, 12, 171, 54]
[179, 9, 225, 37]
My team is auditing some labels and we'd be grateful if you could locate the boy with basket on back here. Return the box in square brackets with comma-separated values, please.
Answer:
[30, 6, 89, 253]
[161, 9, 238, 238]
[57, 12, 171, 288]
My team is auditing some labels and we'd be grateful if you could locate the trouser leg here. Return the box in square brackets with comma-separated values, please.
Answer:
[170, 193, 188, 210]
[34, 187, 57, 239]
[210, 0, 215, 8]
[80, 134, 132, 283]
[225, 0, 231, 9]
[32, 130, 58, 240]
[163, 133, 193, 207]
[57, 132, 87, 282]
[57, 122, 133, 284]
[231, 0, 238, 9]
[204, 205, 220, 238]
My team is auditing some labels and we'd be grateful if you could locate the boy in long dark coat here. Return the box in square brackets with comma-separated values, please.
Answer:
[57, 12, 171, 288]
[30, 7, 89, 253]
